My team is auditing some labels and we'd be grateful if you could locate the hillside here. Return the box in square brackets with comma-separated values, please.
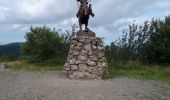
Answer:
[0, 42, 23, 57]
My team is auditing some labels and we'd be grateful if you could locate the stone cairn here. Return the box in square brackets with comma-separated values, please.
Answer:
[0, 63, 6, 70]
[64, 30, 108, 79]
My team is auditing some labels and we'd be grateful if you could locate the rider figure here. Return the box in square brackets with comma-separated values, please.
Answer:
[76, 0, 94, 18]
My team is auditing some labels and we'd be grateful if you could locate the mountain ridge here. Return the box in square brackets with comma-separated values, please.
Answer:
[0, 42, 23, 57]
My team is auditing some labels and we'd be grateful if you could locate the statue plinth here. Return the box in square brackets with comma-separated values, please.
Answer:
[64, 31, 108, 79]
[76, 30, 96, 37]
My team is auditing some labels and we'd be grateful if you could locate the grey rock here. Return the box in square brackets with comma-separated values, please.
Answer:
[71, 65, 78, 71]
[98, 67, 103, 72]
[97, 46, 103, 50]
[74, 47, 81, 51]
[89, 56, 98, 61]
[82, 49, 88, 54]
[79, 38, 85, 42]
[88, 50, 93, 56]
[64, 63, 71, 71]
[77, 43, 83, 47]
[97, 52, 105, 58]
[90, 74, 97, 79]
[64, 63, 69, 67]
[92, 41, 97, 45]
[102, 62, 107, 67]
[78, 55, 88, 61]
[0, 63, 6, 69]
[69, 51, 73, 54]
[85, 67, 93, 72]
[85, 38, 92, 43]
[73, 51, 79, 56]
[84, 44, 91, 51]
[72, 40, 78, 44]
[70, 59, 76, 65]
[65, 67, 71, 71]
[100, 57, 106, 62]
[76, 60, 87, 64]
[70, 44, 75, 49]
[92, 45, 97, 49]
[87, 60, 96, 66]
[69, 72, 90, 79]
[97, 62, 102, 68]
[69, 54, 73, 59]
[79, 64, 87, 72]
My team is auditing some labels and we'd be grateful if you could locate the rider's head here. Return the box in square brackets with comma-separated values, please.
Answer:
[86, 0, 89, 5]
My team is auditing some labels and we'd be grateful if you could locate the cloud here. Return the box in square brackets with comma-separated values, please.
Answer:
[0, 24, 26, 44]
[0, 0, 170, 44]
[0, 0, 76, 24]
[92, 0, 170, 26]
[0, 7, 10, 21]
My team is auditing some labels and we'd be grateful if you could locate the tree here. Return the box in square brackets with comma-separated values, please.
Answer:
[145, 16, 170, 64]
[107, 15, 170, 65]
[22, 26, 63, 63]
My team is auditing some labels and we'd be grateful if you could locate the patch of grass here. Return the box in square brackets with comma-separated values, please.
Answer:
[108, 61, 170, 84]
[7, 60, 63, 72]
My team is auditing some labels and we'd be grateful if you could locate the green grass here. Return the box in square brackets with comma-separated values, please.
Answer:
[5, 60, 170, 83]
[7, 60, 63, 72]
[108, 61, 170, 84]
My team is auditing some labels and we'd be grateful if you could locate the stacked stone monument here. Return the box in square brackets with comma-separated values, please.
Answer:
[64, 30, 108, 79]
[64, 0, 108, 79]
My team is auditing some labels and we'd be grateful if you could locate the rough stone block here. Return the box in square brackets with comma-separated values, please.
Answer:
[64, 34, 108, 80]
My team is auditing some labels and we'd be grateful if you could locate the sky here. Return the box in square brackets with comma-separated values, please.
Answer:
[0, 0, 170, 45]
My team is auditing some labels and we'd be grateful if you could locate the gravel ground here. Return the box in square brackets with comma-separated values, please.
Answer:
[0, 70, 170, 100]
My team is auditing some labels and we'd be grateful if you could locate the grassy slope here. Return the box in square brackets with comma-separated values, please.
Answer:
[108, 62, 170, 84]
[5, 60, 170, 83]
[7, 60, 63, 72]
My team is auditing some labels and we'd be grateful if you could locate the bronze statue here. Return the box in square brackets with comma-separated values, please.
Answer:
[76, 0, 95, 31]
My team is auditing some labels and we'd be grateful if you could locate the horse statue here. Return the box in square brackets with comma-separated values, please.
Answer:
[76, 0, 95, 31]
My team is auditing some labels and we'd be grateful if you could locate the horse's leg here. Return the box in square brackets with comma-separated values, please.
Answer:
[85, 23, 88, 31]
[85, 16, 89, 31]
[78, 17, 82, 31]
[80, 23, 82, 31]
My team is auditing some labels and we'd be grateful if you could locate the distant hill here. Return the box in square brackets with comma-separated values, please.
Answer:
[0, 42, 23, 57]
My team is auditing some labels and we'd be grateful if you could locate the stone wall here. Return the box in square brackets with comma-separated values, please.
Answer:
[64, 36, 108, 79]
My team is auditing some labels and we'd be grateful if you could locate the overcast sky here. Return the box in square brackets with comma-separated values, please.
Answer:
[0, 0, 170, 45]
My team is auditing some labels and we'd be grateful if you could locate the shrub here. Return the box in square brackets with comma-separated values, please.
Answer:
[22, 26, 64, 63]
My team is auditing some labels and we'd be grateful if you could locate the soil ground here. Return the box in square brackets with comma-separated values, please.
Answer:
[0, 70, 170, 100]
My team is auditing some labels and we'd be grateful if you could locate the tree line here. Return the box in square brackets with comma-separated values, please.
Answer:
[106, 16, 170, 65]
[3, 16, 169, 66]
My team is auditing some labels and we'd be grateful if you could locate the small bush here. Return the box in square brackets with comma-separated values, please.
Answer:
[22, 26, 64, 63]
[0, 54, 17, 62]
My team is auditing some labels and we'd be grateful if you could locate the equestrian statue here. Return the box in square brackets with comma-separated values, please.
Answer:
[76, 0, 95, 31]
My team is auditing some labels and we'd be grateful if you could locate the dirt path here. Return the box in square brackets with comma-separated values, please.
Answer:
[0, 70, 170, 100]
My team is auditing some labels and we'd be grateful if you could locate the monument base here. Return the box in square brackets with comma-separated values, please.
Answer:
[64, 34, 108, 79]
[76, 30, 96, 37]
